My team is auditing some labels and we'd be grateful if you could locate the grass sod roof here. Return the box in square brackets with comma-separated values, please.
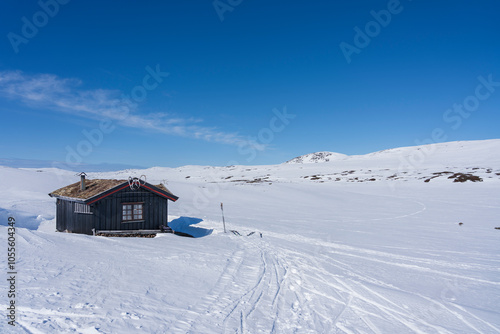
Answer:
[49, 179, 176, 201]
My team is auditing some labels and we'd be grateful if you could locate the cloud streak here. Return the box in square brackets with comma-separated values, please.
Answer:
[0, 70, 258, 147]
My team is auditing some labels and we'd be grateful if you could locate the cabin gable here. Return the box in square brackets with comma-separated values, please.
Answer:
[92, 185, 170, 232]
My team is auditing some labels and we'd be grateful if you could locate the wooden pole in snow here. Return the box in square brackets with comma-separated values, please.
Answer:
[221, 202, 226, 233]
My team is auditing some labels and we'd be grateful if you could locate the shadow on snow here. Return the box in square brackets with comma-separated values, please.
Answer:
[168, 216, 213, 238]
[0, 208, 44, 230]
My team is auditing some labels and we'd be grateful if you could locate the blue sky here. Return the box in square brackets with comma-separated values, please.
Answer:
[1, 0, 499, 168]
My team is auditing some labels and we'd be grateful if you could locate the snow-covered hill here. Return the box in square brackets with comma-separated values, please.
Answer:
[287, 139, 500, 167]
[1, 139, 500, 333]
[88, 139, 500, 186]
[286, 151, 347, 164]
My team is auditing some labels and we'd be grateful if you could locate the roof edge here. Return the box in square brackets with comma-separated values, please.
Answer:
[48, 194, 88, 203]
[142, 182, 179, 202]
[85, 181, 179, 204]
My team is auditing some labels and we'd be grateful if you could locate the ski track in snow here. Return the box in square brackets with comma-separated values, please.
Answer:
[164, 229, 499, 334]
[170, 238, 303, 333]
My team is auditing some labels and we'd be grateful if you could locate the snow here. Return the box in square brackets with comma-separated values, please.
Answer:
[1, 139, 500, 333]
[286, 152, 348, 164]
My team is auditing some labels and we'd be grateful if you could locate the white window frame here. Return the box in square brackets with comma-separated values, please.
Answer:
[74, 202, 92, 214]
[122, 203, 144, 223]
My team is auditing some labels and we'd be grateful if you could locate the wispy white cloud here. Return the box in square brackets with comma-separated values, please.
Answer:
[0, 70, 261, 148]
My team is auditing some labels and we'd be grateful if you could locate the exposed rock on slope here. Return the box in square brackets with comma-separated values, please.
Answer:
[286, 151, 347, 164]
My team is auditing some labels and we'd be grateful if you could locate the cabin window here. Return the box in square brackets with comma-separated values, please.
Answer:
[74, 203, 92, 214]
[122, 203, 143, 222]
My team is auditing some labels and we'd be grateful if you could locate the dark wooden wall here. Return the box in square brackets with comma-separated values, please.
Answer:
[56, 186, 169, 235]
[93, 188, 169, 232]
[56, 199, 95, 234]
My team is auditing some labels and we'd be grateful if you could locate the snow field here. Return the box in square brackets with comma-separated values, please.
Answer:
[1, 140, 499, 333]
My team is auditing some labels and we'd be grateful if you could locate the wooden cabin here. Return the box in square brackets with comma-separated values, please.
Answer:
[49, 174, 178, 235]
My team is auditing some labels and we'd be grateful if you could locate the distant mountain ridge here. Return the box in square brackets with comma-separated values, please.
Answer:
[286, 152, 347, 164]
[0, 158, 145, 172]
[285, 139, 500, 166]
